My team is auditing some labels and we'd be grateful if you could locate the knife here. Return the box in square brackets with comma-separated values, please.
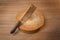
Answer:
[10, 4, 36, 34]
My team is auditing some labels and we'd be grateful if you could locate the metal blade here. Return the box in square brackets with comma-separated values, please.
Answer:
[10, 4, 36, 34]
[21, 4, 36, 23]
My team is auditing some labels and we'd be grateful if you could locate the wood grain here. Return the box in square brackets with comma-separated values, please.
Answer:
[0, 0, 60, 40]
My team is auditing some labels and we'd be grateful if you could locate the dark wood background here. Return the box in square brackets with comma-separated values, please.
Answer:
[0, 0, 60, 40]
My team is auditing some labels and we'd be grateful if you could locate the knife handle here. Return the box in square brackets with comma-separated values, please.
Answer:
[10, 21, 22, 34]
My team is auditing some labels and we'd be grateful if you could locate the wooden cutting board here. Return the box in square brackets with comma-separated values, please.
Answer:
[16, 5, 44, 32]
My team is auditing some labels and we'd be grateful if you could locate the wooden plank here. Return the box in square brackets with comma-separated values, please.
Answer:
[0, 0, 60, 40]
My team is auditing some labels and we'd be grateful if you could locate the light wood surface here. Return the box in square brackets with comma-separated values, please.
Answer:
[0, 0, 60, 40]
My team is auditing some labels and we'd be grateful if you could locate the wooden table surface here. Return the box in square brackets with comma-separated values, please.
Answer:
[0, 0, 60, 40]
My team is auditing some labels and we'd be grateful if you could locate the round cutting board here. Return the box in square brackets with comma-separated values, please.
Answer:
[16, 8, 44, 32]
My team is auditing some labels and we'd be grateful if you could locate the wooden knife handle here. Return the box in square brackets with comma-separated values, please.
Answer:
[10, 21, 22, 34]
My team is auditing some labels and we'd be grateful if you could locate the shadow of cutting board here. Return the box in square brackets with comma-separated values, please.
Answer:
[0, 0, 60, 40]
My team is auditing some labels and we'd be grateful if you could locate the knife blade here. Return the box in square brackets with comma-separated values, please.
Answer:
[10, 4, 36, 34]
